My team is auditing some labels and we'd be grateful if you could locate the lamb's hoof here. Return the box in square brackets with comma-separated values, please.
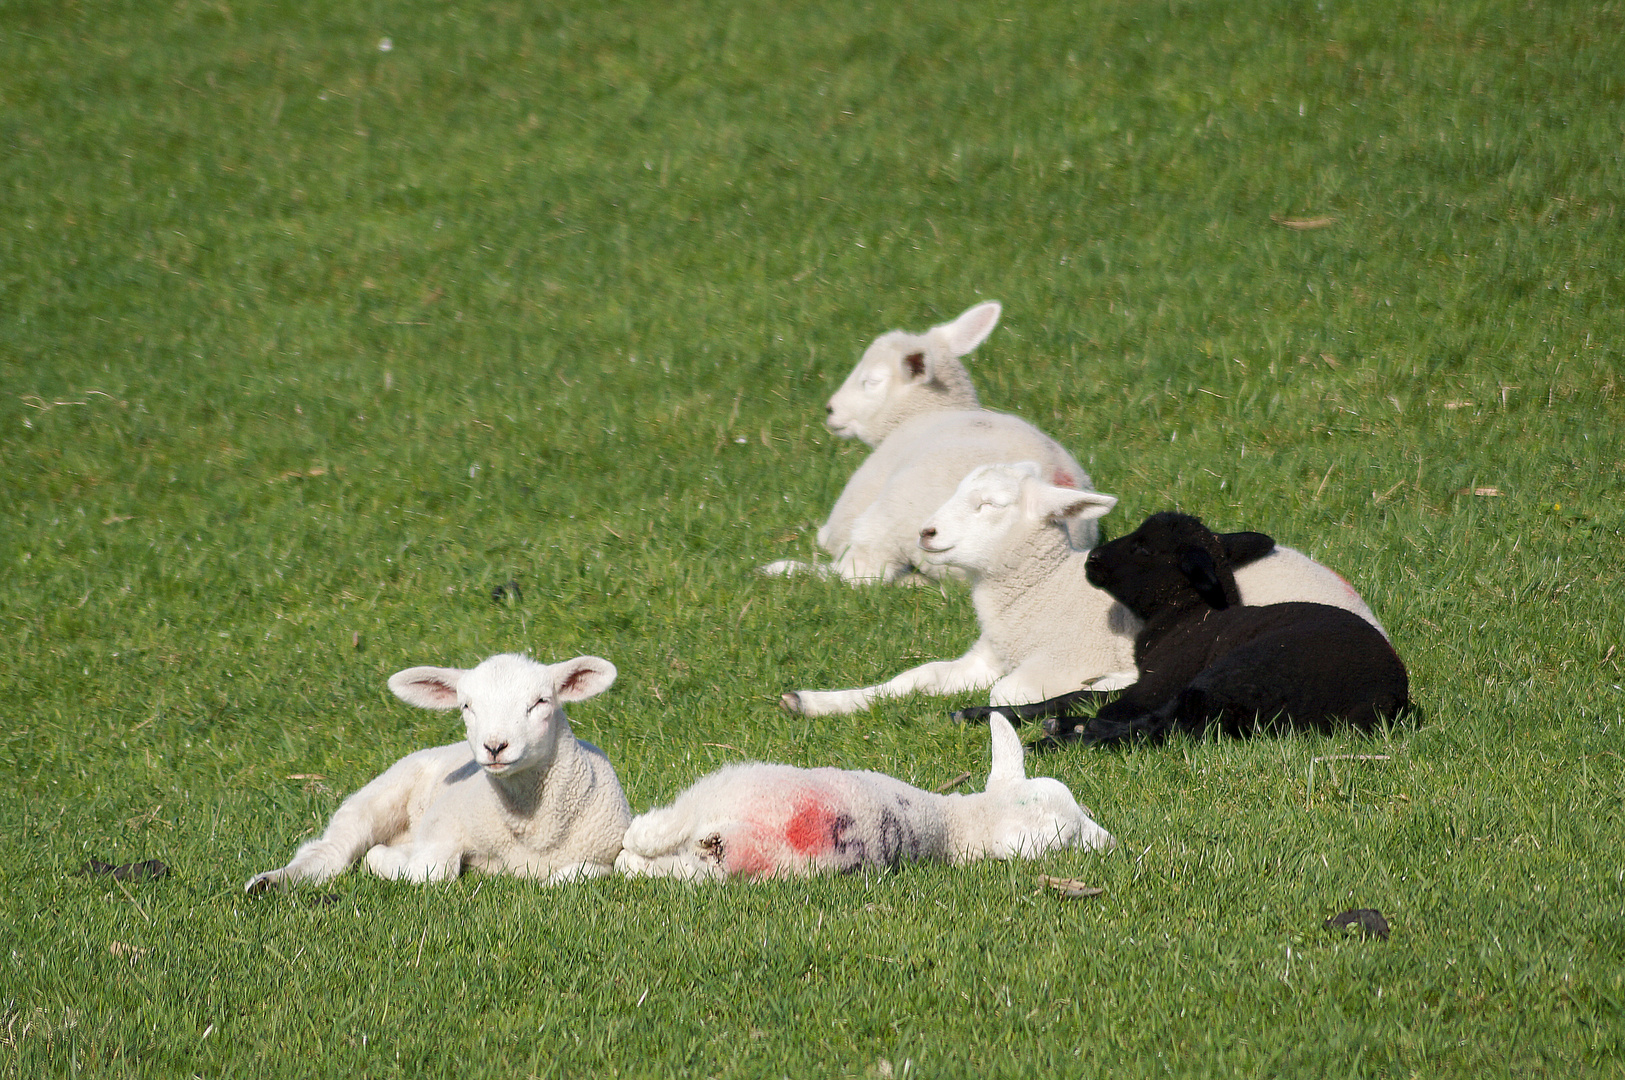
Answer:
[1064, 717, 1140, 747]
[244, 873, 278, 895]
[955, 705, 1026, 726]
[1039, 716, 1087, 742]
[780, 692, 804, 714]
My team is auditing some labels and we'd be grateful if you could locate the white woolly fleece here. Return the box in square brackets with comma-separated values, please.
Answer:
[761, 301, 1098, 584]
[245, 653, 631, 891]
[785, 463, 1387, 716]
[616, 715, 1113, 880]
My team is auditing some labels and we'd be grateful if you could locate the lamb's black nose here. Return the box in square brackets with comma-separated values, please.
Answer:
[484, 740, 508, 759]
[919, 526, 937, 543]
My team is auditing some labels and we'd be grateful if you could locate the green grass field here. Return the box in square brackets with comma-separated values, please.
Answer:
[4, 0, 1623, 1074]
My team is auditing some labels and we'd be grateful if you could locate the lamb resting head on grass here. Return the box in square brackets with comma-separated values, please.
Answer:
[244, 653, 631, 891]
[760, 301, 1097, 584]
[614, 714, 1113, 880]
[784, 462, 1388, 717]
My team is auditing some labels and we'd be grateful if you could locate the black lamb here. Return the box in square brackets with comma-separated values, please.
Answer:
[960, 512, 1409, 745]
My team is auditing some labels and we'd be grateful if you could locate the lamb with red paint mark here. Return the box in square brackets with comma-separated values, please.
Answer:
[615, 715, 1113, 881]
[760, 301, 1100, 584]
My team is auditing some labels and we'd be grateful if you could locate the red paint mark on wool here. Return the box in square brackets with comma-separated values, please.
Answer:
[784, 793, 840, 855]
[1052, 470, 1076, 489]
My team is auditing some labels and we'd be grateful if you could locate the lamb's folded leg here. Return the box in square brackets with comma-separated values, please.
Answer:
[365, 841, 464, 883]
[615, 850, 725, 880]
[621, 806, 697, 858]
[758, 559, 833, 579]
[1067, 701, 1180, 746]
[953, 687, 1115, 725]
[546, 862, 615, 884]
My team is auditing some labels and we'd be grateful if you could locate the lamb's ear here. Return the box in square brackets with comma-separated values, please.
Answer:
[935, 301, 1002, 357]
[1177, 546, 1231, 609]
[985, 714, 1027, 787]
[554, 656, 618, 702]
[1024, 482, 1118, 525]
[1218, 531, 1275, 568]
[899, 348, 932, 382]
[388, 666, 466, 710]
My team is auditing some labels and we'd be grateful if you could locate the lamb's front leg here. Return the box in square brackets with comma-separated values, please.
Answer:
[244, 762, 420, 893]
[758, 559, 834, 579]
[1054, 682, 1183, 744]
[1067, 701, 1179, 745]
[783, 647, 1006, 717]
[544, 861, 616, 884]
[365, 841, 464, 883]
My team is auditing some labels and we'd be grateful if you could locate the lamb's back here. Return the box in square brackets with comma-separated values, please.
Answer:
[822, 410, 1088, 559]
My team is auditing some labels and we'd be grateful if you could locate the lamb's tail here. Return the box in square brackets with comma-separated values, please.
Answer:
[245, 760, 421, 893]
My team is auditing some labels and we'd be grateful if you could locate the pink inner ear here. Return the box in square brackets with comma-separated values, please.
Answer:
[557, 666, 591, 696]
[405, 677, 459, 707]
[1052, 470, 1077, 489]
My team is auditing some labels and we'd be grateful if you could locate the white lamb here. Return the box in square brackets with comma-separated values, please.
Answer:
[761, 301, 1096, 584]
[782, 463, 1387, 717]
[245, 653, 631, 890]
[614, 714, 1113, 880]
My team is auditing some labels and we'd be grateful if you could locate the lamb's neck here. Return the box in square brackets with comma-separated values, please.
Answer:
[487, 735, 586, 820]
[972, 538, 1081, 629]
[870, 384, 980, 441]
[938, 791, 998, 861]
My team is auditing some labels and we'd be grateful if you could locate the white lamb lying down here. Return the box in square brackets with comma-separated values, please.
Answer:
[783, 463, 1387, 717]
[245, 654, 631, 891]
[615, 715, 1112, 880]
[762, 300, 1096, 584]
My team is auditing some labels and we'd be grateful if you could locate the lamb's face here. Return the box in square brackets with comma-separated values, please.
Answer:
[824, 304, 997, 444]
[983, 778, 1113, 858]
[825, 330, 923, 445]
[456, 655, 570, 776]
[919, 465, 1114, 577]
[1084, 511, 1234, 618]
[388, 653, 616, 778]
[917, 464, 1034, 575]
